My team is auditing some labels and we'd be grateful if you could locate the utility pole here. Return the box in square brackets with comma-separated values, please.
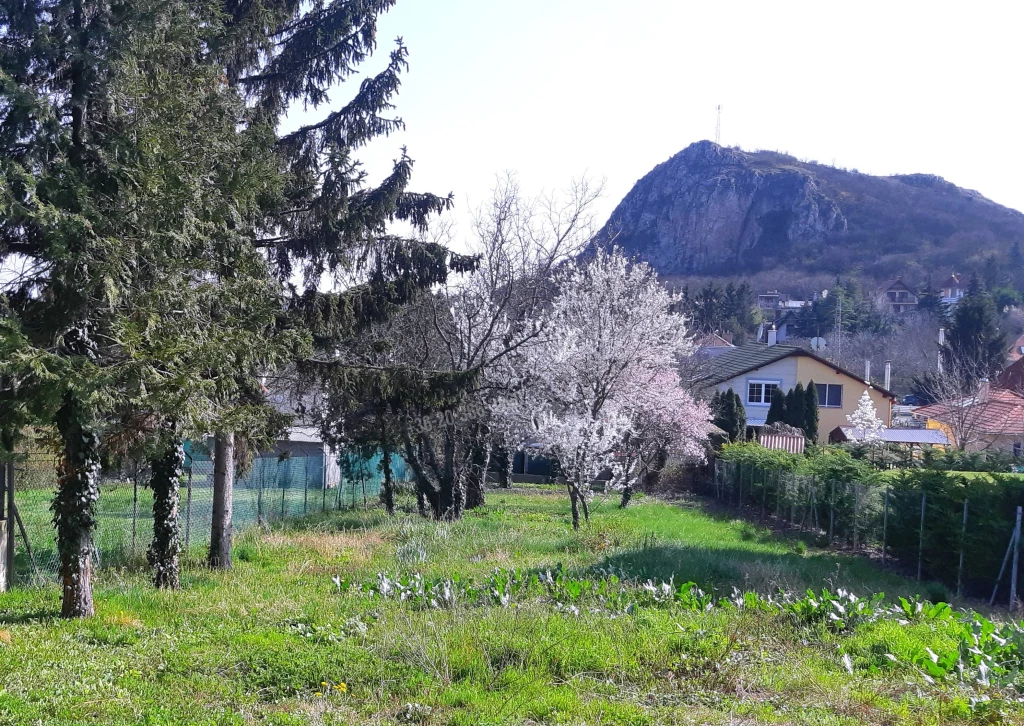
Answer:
[715, 105, 721, 145]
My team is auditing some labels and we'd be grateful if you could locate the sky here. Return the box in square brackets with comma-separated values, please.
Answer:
[286, 0, 1024, 240]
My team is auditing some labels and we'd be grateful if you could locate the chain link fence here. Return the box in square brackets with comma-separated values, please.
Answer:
[9, 445, 397, 586]
[709, 460, 1024, 605]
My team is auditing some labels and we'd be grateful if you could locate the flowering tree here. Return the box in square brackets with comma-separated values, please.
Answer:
[847, 390, 886, 443]
[500, 248, 712, 527]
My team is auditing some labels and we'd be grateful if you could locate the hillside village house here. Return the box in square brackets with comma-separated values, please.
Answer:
[702, 343, 896, 444]
[941, 273, 965, 306]
[878, 278, 919, 314]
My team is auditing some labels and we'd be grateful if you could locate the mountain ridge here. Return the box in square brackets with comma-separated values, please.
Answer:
[596, 141, 1024, 281]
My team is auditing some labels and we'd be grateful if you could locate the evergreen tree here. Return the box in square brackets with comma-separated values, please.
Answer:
[721, 389, 737, 441]
[804, 382, 820, 442]
[917, 275, 946, 315]
[766, 387, 786, 425]
[942, 275, 1007, 383]
[733, 391, 747, 442]
[785, 383, 805, 430]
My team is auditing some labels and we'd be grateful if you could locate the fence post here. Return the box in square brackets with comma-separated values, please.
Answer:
[956, 498, 968, 598]
[131, 470, 139, 556]
[881, 488, 889, 565]
[853, 483, 860, 551]
[1011, 506, 1023, 611]
[990, 519, 1020, 606]
[304, 457, 309, 515]
[184, 465, 193, 550]
[917, 491, 926, 582]
[828, 480, 835, 546]
[280, 461, 287, 519]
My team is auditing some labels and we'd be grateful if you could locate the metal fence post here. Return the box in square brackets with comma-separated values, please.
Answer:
[957, 498, 968, 598]
[303, 456, 309, 515]
[828, 480, 834, 546]
[131, 470, 139, 556]
[881, 487, 889, 565]
[184, 464, 193, 550]
[1011, 506, 1022, 611]
[853, 483, 860, 551]
[917, 491, 926, 582]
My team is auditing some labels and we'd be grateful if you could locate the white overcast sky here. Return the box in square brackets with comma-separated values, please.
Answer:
[287, 0, 1024, 237]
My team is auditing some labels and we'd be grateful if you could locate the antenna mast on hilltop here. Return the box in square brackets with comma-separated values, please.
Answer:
[715, 105, 722, 145]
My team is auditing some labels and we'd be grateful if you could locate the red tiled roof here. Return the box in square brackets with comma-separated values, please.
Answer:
[915, 384, 1024, 435]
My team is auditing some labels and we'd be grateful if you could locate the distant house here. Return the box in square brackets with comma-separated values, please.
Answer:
[700, 342, 896, 444]
[694, 331, 736, 359]
[941, 273, 965, 306]
[1007, 334, 1024, 364]
[878, 278, 918, 314]
[756, 311, 799, 343]
[757, 291, 809, 311]
[913, 382, 1024, 453]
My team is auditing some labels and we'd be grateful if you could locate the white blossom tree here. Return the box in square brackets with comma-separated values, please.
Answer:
[847, 390, 886, 443]
[498, 248, 713, 527]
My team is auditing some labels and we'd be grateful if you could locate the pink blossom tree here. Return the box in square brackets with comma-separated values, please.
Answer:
[497, 248, 712, 527]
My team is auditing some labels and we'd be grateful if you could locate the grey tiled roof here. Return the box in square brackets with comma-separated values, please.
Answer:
[701, 344, 805, 386]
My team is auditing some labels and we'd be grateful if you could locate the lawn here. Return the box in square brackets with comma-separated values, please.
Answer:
[0, 488, 1021, 725]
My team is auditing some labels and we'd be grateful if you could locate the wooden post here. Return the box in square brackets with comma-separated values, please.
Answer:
[917, 491, 926, 582]
[131, 471, 139, 555]
[1010, 506, 1022, 611]
[881, 488, 890, 565]
[956, 498, 968, 599]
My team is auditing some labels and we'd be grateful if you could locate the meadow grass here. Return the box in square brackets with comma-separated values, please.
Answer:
[0, 487, 1020, 725]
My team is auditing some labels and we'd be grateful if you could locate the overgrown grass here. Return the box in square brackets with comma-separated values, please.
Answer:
[1, 488, 1022, 725]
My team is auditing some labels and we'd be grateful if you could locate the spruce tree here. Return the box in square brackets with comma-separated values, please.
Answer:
[804, 381, 820, 443]
[766, 387, 786, 425]
[942, 275, 1007, 384]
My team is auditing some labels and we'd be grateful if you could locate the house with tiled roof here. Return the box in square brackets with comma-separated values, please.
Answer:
[878, 278, 918, 314]
[941, 273, 965, 306]
[700, 342, 896, 444]
[913, 382, 1024, 453]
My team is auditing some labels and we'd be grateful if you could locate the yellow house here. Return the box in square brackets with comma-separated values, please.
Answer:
[702, 343, 895, 444]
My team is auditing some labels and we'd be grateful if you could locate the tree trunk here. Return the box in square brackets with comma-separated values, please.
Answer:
[148, 439, 184, 589]
[465, 430, 489, 510]
[379, 447, 395, 515]
[438, 426, 465, 521]
[54, 393, 100, 618]
[567, 482, 581, 530]
[494, 445, 512, 489]
[208, 432, 234, 570]
[580, 487, 590, 522]
[619, 483, 633, 509]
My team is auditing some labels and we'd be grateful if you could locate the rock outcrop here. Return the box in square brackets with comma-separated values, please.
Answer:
[597, 141, 1024, 278]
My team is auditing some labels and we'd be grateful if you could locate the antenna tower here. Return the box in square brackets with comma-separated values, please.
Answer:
[715, 105, 721, 145]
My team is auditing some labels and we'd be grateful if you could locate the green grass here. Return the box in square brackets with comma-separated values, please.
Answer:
[0, 488, 1021, 725]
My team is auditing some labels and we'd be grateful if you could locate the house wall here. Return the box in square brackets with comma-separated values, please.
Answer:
[794, 356, 892, 438]
[714, 353, 893, 444]
[714, 357, 800, 425]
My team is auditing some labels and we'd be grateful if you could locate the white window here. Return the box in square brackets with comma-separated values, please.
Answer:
[817, 383, 844, 408]
[747, 380, 780, 406]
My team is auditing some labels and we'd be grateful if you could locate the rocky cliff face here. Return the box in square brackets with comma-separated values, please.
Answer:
[598, 141, 1024, 278]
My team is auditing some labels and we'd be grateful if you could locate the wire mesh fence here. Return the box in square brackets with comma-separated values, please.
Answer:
[9, 445, 394, 586]
[709, 459, 1024, 606]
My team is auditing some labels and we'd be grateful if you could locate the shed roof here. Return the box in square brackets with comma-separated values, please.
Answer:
[833, 427, 950, 445]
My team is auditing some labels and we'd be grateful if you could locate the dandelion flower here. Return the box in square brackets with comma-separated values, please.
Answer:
[335, 683, 347, 693]
[314, 692, 323, 697]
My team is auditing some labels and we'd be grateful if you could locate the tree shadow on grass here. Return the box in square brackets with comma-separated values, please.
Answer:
[591, 544, 922, 599]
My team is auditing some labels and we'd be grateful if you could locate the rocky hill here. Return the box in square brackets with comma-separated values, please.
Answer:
[597, 141, 1024, 280]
